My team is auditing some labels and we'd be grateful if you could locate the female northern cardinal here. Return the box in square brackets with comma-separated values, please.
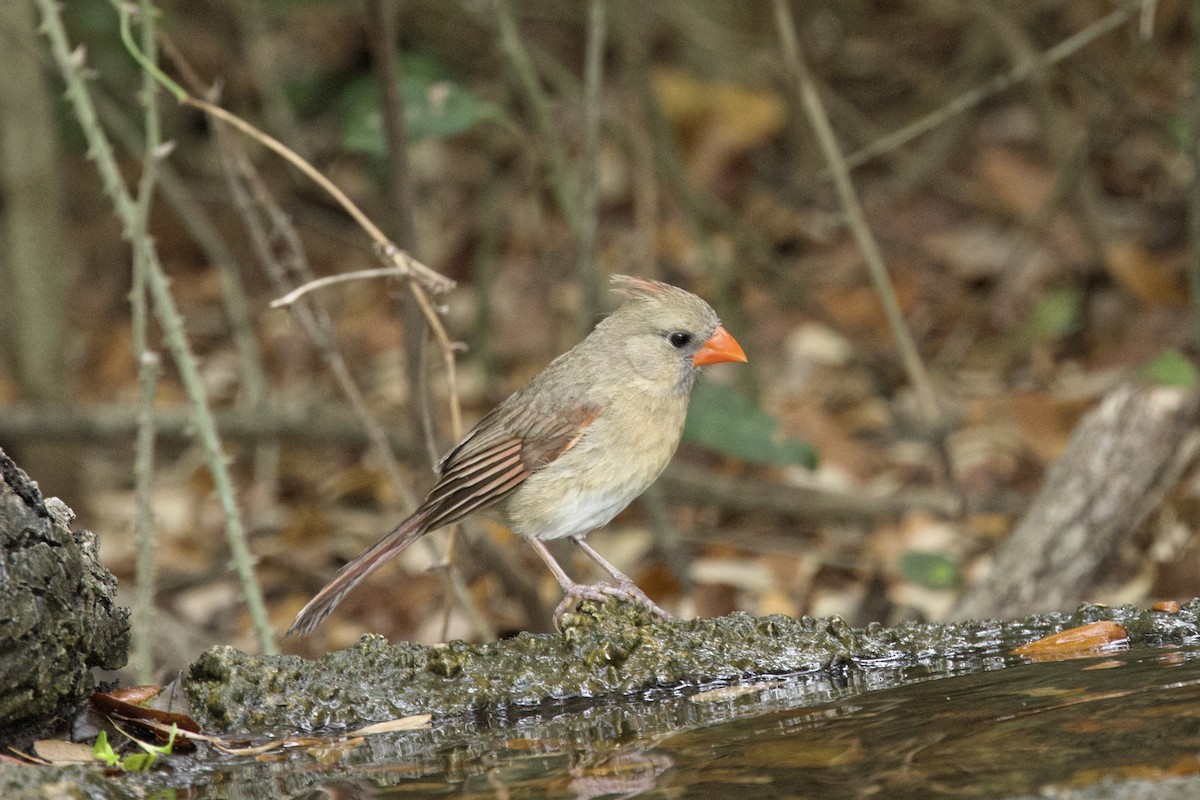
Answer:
[288, 275, 747, 636]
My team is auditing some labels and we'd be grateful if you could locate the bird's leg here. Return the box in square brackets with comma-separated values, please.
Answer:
[526, 538, 672, 622]
[526, 539, 621, 621]
[569, 535, 673, 620]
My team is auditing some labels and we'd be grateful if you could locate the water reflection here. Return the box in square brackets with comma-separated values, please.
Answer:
[110, 645, 1200, 798]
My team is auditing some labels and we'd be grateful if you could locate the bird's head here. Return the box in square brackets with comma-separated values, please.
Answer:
[600, 275, 747, 393]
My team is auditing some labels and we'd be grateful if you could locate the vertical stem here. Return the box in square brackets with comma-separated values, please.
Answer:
[37, 0, 278, 654]
[578, 0, 606, 333]
[1190, 0, 1200, 351]
[493, 0, 579, 228]
[771, 0, 941, 430]
[130, 349, 159, 681]
[130, 0, 162, 683]
[363, 0, 438, 468]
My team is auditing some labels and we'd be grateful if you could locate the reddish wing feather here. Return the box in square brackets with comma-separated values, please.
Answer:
[287, 402, 601, 637]
[422, 403, 600, 529]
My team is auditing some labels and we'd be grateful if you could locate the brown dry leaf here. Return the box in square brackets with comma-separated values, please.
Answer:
[652, 68, 785, 151]
[1011, 621, 1128, 660]
[91, 687, 202, 741]
[101, 685, 163, 706]
[217, 736, 325, 756]
[348, 714, 433, 736]
[652, 67, 784, 187]
[32, 740, 95, 765]
[814, 270, 922, 344]
[84, 324, 137, 400]
[975, 147, 1056, 217]
[1153, 600, 1182, 613]
[1008, 391, 1094, 464]
[1103, 240, 1186, 307]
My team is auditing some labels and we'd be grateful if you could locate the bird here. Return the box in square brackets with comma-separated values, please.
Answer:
[287, 275, 747, 637]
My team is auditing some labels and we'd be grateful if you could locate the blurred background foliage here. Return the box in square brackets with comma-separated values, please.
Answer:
[1, 0, 1198, 674]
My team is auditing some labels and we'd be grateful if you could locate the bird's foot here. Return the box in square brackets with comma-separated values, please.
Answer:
[554, 581, 674, 624]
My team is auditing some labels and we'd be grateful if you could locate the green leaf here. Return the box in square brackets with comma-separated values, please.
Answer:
[683, 382, 816, 468]
[340, 53, 501, 154]
[121, 753, 157, 772]
[1167, 116, 1191, 148]
[92, 731, 120, 767]
[1139, 348, 1198, 387]
[1025, 287, 1082, 341]
[899, 551, 960, 590]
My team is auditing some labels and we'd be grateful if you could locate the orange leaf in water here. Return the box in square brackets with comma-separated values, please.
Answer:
[1011, 621, 1128, 660]
[1153, 600, 1181, 613]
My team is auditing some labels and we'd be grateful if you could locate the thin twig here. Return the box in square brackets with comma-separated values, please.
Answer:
[271, 267, 423, 309]
[1190, 0, 1200, 351]
[96, 87, 281, 519]
[130, 349, 160, 682]
[836, 0, 1157, 174]
[38, 0, 278, 654]
[190, 96, 453, 290]
[129, 0, 162, 685]
[211, 124, 417, 513]
[158, 26, 470, 521]
[364, 0, 419, 252]
[111, 0, 453, 296]
[363, 0, 437, 470]
[493, 0, 579, 231]
[577, 0, 606, 334]
[772, 0, 942, 433]
[228, 2, 310, 160]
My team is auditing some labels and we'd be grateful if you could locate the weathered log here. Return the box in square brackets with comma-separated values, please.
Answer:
[952, 385, 1200, 620]
[0, 447, 129, 745]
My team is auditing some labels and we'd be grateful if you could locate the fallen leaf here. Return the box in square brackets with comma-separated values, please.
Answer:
[32, 740, 95, 764]
[348, 714, 433, 736]
[1104, 241, 1186, 306]
[92, 687, 202, 746]
[217, 737, 325, 756]
[103, 686, 163, 705]
[975, 147, 1055, 217]
[1011, 621, 1128, 660]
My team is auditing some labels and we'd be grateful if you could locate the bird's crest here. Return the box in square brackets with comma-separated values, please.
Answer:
[609, 274, 672, 300]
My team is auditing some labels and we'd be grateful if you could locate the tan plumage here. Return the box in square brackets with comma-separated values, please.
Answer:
[288, 275, 747, 637]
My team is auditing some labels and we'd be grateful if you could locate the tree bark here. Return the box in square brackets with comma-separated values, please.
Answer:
[951, 385, 1200, 621]
[0, 448, 129, 746]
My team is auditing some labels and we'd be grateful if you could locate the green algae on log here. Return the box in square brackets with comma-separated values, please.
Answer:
[185, 598, 1200, 734]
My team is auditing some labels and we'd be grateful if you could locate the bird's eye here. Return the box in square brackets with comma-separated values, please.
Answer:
[668, 331, 693, 349]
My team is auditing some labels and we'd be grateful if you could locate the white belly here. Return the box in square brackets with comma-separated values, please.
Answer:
[499, 392, 686, 540]
[525, 486, 637, 540]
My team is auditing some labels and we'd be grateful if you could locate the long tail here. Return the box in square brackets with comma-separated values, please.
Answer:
[287, 509, 432, 637]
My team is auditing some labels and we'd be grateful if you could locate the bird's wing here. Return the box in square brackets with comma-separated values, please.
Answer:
[421, 402, 601, 530]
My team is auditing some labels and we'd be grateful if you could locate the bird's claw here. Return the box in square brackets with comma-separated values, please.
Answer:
[554, 581, 674, 623]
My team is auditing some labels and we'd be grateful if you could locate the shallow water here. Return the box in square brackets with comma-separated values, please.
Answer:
[10, 641, 1195, 798]
[110, 643, 1200, 799]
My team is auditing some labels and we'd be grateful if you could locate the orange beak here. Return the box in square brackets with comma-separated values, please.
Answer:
[693, 324, 748, 366]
